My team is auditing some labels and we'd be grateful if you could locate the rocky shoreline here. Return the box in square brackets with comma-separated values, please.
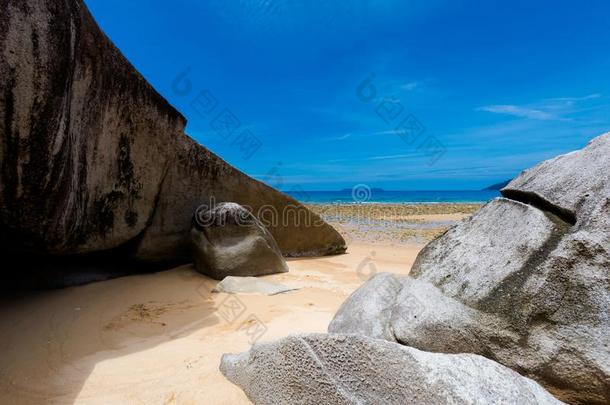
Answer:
[309, 203, 481, 244]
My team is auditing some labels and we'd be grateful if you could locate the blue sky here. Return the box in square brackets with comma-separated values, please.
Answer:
[85, 0, 610, 190]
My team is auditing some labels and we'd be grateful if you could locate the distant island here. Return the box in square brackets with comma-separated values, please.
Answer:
[482, 180, 511, 191]
[341, 187, 385, 193]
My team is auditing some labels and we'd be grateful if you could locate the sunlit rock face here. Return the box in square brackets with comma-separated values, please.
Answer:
[220, 333, 563, 405]
[330, 134, 610, 404]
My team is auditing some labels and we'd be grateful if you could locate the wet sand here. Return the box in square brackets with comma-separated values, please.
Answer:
[309, 203, 481, 244]
[0, 205, 477, 404]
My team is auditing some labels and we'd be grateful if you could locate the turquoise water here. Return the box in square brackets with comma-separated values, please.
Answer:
[283, 189, 501, 204]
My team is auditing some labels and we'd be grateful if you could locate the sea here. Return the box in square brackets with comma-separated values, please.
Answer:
[283, 189, 501, 204]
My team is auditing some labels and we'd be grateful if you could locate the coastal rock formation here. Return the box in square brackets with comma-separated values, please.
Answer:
[328, 272, 403, 341]
[410, 197, 561, 303]
[220, 333, 563, 405]
[330, 133, 610, 404]
[192, 203, 288, 280]
[0, 0, 345, 281]
[329, 274, 517, 354]
[502, 133, 610, 225]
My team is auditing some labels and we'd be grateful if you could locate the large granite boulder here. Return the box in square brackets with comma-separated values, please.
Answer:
[330, 134, 610, 404]
[502, 133, 610, 226]
[191, 203, 288, 280]
[329, 272, 403, 341]
[0, 0, 345, 283]
[220, 333, 563, 405]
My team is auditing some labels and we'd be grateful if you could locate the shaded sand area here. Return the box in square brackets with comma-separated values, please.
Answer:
[0, 205, 477, 404]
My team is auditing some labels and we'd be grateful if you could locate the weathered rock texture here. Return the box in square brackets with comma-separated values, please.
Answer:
[220, 333, 563, 405]
[330, 134, 610, 404]
[212, 276, 296, 295]
[192, 203, 288, 280]
[0, 0, 345, 282]
[329, 272, 403, 341]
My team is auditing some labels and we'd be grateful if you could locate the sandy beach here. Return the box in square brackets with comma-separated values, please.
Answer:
[0, 204, 475, 404]
[309, 203, 481, 244]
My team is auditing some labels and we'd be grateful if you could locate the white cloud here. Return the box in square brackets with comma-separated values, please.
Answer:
[478, 94, 603, 121]
[478, 105, 561, 121]
[335, 133, 352, 140]
[544, 94, 601, 103]
[315, 133, 352, 142]
[372, 129, 402, 135]
[366, 152, 420, 161]
[402, 81, 419, 91]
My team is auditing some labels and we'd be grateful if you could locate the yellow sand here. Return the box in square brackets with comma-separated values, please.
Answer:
[0, 211, 471, 404]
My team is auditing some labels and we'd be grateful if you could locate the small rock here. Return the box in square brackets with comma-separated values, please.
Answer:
[212, 276, 297, 296]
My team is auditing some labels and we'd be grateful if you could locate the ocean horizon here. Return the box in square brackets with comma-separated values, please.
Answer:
[284, 189, 501, 204]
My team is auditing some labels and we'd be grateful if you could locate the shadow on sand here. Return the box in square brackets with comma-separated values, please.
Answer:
[0, 265, 222, 404]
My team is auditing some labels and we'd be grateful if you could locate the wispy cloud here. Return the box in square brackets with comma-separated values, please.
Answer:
[319, 129, 412, 139]
[372, 129, 403, 136]
[334, 133, 352, 140]
[311, 133, 354, 143]
[366, 152, 420, 160]
[402, 81, 419, 91]
[478, 94, 603, 121]
[478, 105, 562, 121]
[545, 94, 601, 103]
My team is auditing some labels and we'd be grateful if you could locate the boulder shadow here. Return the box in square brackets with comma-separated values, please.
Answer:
[0, 265, 221, 404]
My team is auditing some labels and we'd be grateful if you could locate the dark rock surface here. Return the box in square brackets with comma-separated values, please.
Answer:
[0, 0, 345, 286]
[330, 134, 610, 404]
[191, 203, 288, 280]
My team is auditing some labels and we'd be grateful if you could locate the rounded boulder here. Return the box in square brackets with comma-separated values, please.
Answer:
[191, 203, 289, 280]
